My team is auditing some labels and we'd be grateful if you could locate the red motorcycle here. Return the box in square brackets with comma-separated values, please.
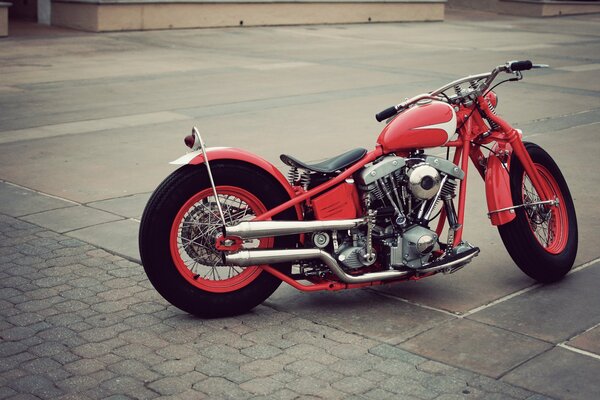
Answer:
[139, 61, 578, 318]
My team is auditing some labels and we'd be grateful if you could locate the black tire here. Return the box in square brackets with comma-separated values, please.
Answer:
[498, 142, 578, 283]
[139, 162, 297, 318]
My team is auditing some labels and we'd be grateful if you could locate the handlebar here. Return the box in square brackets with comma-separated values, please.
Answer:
[375, 60, 545, 122]
[376, 106, 401, 122]
[508, 60, 532, 72]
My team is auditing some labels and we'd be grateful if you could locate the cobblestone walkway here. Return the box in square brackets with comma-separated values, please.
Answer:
[0, 213, 546, 399]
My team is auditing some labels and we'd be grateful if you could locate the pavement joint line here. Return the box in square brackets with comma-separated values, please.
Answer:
[460, 258, 600, 318]
[567, 257, 600, 275]
[572, 321, 600, 337]
[460, 283, 541, 318]
[59, 216, 129, 235]
[276, 28, 472, 51]
[556, 63, 600, 72]
[523, 108, 599, 124]
[496, 346, 555, 381]
[63, 233, 143, 265]
[556, 343, 600, 361]
[367, 288, 462, 318]
[84, 204, 144, 222]
[0, 111, 191, 145]
[561, 321, 600, 348]
[524, 121, 600, 138]
[2, 179, 146, 223]
[489, 43, 557, 52]
[519, 107, 600, 134]
[2, 179, 80, 207]
[519, 79, 600, 99]
[84, 191, 153, 204]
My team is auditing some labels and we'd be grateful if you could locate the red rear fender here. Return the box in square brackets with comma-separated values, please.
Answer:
[171, 147, 302, 219]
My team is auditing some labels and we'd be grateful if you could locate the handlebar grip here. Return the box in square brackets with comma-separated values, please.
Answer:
[509, 60, 533, 72]
[375, 106, 398, 122]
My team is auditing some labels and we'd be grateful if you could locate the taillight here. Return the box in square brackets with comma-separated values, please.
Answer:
[184, 127, 203, 151]
[184, 134, 195, 149]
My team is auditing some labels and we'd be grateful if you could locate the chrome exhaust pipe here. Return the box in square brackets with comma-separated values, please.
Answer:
[418, 247, 480, 274]
[225, 246, 480, 284]
[225, 219, 365, 239]
[225, 248, 411, 284]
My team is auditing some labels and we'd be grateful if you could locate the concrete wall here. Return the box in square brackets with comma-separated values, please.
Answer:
[52, 0, 445, 32]
[447, 0, 600, 16]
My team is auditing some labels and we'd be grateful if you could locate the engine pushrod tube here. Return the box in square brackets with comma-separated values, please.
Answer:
[225, 219, 366, 239]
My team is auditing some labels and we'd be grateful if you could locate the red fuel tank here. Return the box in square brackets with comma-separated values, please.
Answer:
[377, 100, 456, 153]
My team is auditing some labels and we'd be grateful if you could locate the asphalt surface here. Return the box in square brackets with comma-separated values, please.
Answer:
[1, 10, 600, 399]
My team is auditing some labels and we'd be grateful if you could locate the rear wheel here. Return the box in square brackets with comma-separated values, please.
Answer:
[139, 162, 297, 317]
[498, 142, 578, 282]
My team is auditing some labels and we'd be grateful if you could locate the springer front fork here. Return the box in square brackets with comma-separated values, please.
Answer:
[438, 119, 554, 249]
[478, 96, 554, 204]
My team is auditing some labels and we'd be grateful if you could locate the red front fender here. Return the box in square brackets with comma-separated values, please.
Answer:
[485, 148, 516, 226]
[171, 147, 302, 220]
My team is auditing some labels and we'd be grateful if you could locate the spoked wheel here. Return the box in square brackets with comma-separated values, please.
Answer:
[498, 142, 578, 283]
[170, 187, 269, 293]
[140, 162, 297, 317]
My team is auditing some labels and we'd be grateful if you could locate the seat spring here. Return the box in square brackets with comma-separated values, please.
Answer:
[487, 99, 501, 130]
[300, 172, 312, 190]
[287, 166, 300, 185]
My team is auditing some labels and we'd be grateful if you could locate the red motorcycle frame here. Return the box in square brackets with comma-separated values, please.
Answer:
[140, 60, 577, 317]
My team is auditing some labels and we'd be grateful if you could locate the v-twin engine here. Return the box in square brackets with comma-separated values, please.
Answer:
[343, 153, 468, 270]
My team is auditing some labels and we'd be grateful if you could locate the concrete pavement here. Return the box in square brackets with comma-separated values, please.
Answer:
[1, 10, 600, 399]
[0, 213, 547, 399]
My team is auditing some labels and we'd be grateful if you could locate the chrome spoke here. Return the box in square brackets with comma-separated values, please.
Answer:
[522, 169, 560, 250]
[175, 190, 258, 282]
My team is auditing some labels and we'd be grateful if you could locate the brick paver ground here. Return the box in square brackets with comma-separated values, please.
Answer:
[0, 213, 548, 399]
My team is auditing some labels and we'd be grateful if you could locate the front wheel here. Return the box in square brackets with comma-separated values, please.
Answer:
[498, 142, 578, 283]
[139, 162, 297, 318]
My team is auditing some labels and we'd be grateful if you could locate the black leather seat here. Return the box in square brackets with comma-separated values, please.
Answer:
[280, 148, 367, 174]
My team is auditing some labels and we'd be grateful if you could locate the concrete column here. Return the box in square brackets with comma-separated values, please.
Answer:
[38, 0, 50, 24]
[0, 2, 10, 37]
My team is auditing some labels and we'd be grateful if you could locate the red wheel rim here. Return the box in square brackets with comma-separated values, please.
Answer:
[170, 186, 272, 293]
[521, 164, 569, 254]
